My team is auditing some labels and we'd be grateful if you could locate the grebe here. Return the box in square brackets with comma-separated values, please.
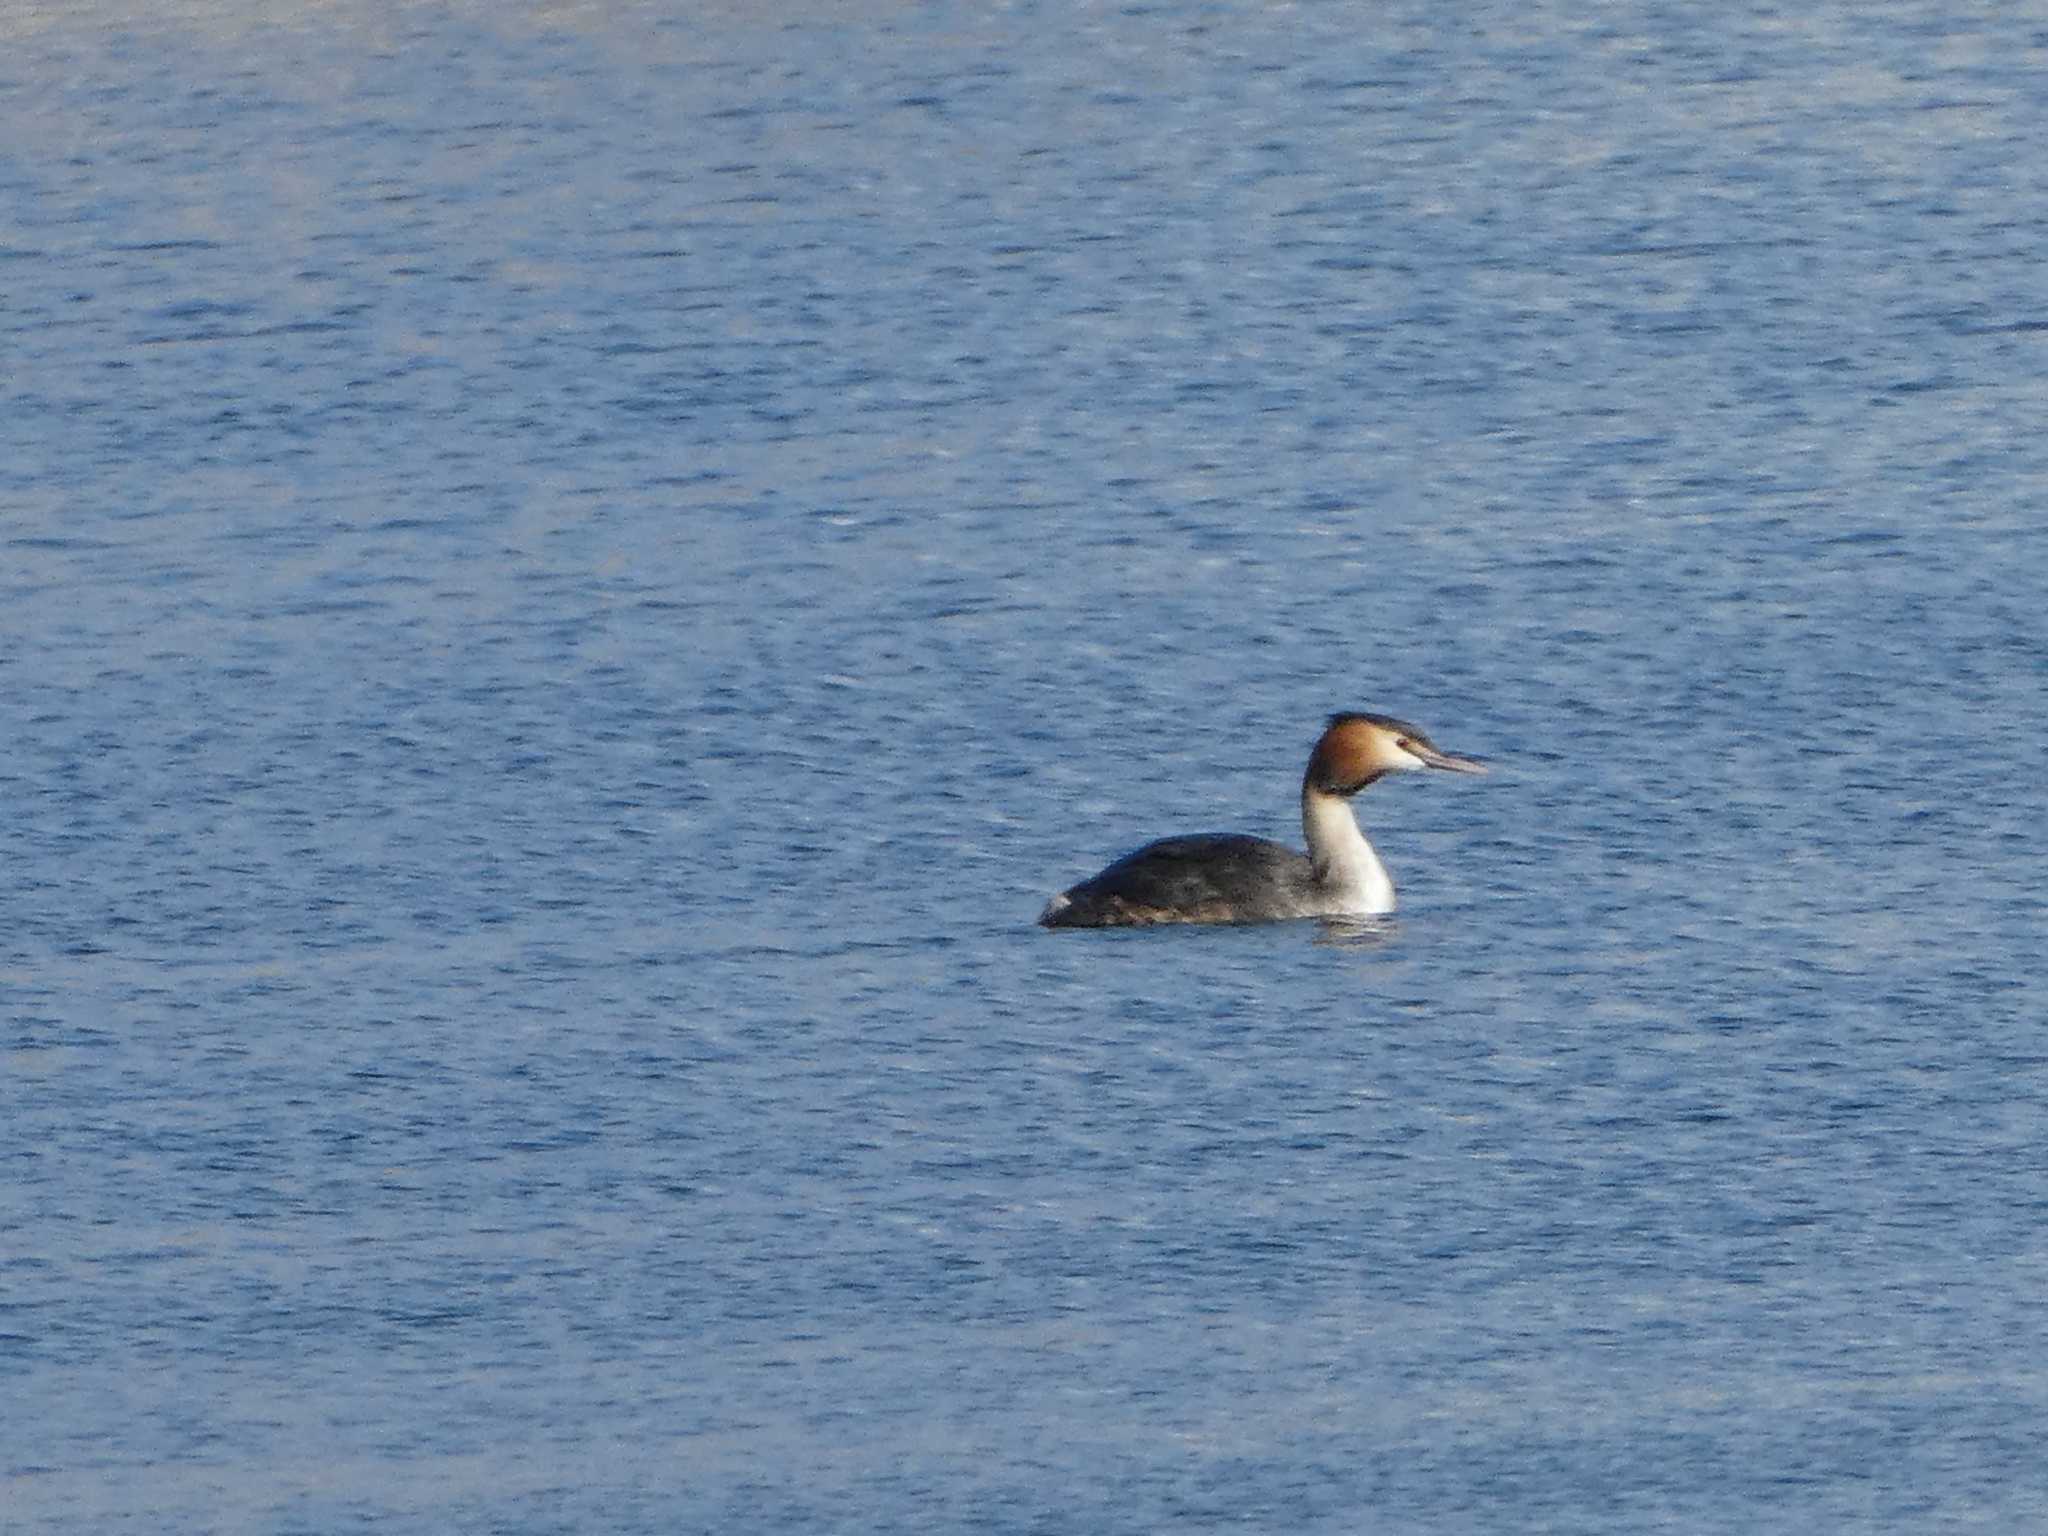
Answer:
[1039, 712, 1485, 927]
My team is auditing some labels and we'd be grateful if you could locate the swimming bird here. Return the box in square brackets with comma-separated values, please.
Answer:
[1040, 711, 1485, 927]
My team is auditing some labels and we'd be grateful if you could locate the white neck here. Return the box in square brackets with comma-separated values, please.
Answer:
[1302, 786, 1395, 914]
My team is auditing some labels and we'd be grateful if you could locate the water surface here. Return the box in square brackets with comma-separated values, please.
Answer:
[5, 2, 2047, 1530]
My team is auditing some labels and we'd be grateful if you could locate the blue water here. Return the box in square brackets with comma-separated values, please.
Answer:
[6, 2, 2048, 1530]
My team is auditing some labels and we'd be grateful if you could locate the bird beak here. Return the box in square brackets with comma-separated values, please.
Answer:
[1410, 742, 1488, 775]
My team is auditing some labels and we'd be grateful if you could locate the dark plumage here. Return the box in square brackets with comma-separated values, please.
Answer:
[1038, 834, 1318, 927]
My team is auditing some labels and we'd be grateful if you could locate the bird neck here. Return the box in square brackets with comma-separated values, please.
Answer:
[1301, 784, 1395, 914]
